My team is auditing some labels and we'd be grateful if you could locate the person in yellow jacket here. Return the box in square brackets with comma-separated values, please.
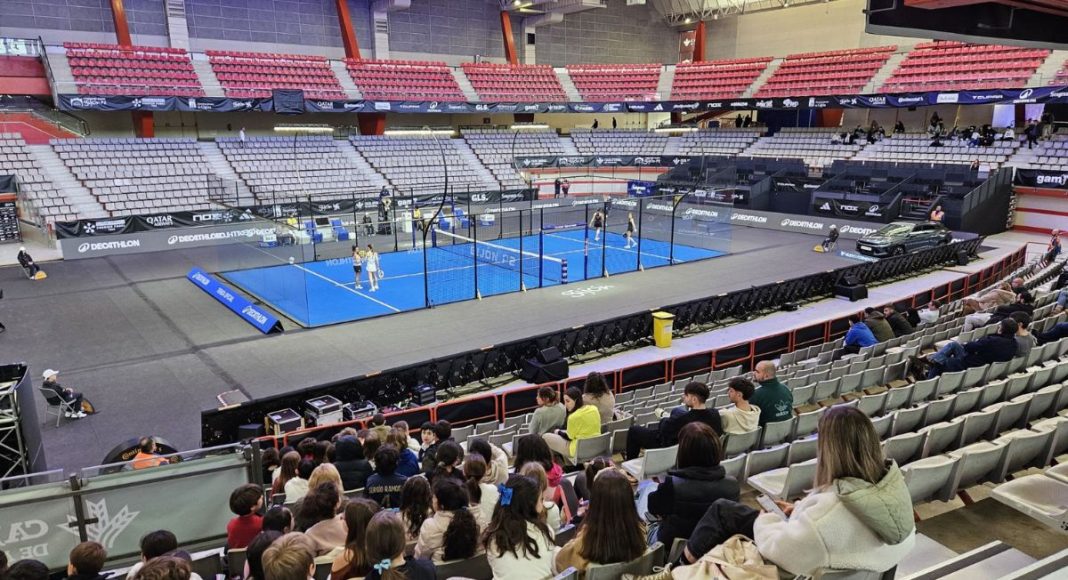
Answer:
[542, 387, 602, 461]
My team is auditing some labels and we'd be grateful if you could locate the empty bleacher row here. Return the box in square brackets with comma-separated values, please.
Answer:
[670, 58, 773, 100]
[345, 59, 465, 101]
[881, 41, 1050, 93]
[462, 63, 567, 101]
[217, 136, 385, 202]
[0, 133, 78, 222]
[350, 135, 498, 194]
[566, 64, 660, 102]
[206, 50, 346, 100]
[674, 129, 763, 156]
[64, 42, 203, 97]
[570, 129, 668, 156]
[53, 138, 218, 215]
[854, 134, 1020, 168]
[740, 128, 863, 168]
[1006, 134, 1068, 171]
[756, 46, 896, 98]
[462, 128, 569, 188]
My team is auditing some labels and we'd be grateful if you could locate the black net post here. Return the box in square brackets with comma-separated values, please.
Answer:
[472, 216, 481, 300]
[600, 200, 608, 278]
[636, 198, 644, 271]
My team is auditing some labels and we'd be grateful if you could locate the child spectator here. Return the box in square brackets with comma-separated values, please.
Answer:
[462, 453, 499, 522]
[245, 531, 282, 580]
[414, 478, 484, 563]
[261, 506, 293, 534]
[364, 511, 436, 580]
[331, 499, 381, 579]
[483, 474, 557, 580]
[399, 476, 433, 542]
[227, 484, 264, 549]
[366, 445, 408, 508]
[262, 533, 316, 580]
[388, 428, 421, 477]
[67, 542, 108, 580]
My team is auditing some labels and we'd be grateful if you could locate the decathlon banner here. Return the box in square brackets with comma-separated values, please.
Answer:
[187, 268, 283, 334]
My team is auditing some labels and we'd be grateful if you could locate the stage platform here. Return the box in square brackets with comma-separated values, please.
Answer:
[0, 224, 1015, 472]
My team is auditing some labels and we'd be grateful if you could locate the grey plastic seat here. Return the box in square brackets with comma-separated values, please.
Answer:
[901, 454, 960, 503]
[994, 429, 1055, 480]
[949, 388, 982, 418]
[724, 427, 762, 457]
[871, 413, 894, 440]
[571, 432, 611, 465]
[760, 418, 795, 447]
[978, 379, 1008, 409]
[909, 378, 938, 405]
[1024, 385, 1059, 422]
[883, 431, 926, 465]
[924, 397, 955, 426]
[791, 384, 815, 406]
[919, 420, 964, 458]
[621, 444, 677, 481]
[748, 457, 818, 501]
[794, 407, 824, 438]
[884, 385, 913, 415]
[858, 391, 888, 417]
[744, 443, 790, 478]
[720, 452, 747, 481]
[948, 441, 1009, 492]
[585, 543, 664, 580]
[892, 405, 927, 436]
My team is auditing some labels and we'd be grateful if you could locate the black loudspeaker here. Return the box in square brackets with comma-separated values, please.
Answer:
[238, 424, 264, 441]
[520, 357, 569, 384]
[537, 346, 562, 364]
[841, 273, 862, 286]
[834, 273, 868, 302]
[956, 250, 970, 266]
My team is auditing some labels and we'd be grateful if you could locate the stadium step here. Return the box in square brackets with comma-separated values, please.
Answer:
[452, 140, 500, 189]
[43, 47, 77, 95]
[164, 0, 191, 51]
[451, 68, 479, 102]
[329, 60, 363, 100]
[555, 68, 583, 102]
[662, 136, 685, 156]
[656, 65, 675, 101]
[744, 58, 782, 98]
[190, 56, 223, 98]
[559, 136, 581, 156]
[866, 51, 908, 94]
[900, 541, 1036, 580]
[336, 141, 388, 188]
[26, 144, 108, 219]
[196, 141, 256, 205]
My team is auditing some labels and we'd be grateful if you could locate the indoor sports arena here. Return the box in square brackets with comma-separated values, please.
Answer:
[1, 1, 1067, 579]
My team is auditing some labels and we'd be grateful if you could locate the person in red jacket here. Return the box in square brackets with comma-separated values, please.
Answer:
[227, 484, 264, 549]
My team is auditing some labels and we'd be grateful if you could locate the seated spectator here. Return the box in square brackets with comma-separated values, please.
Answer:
[388, 428, 421, 477]
[1012, 312, 1037, 359]
[844, 314, 877, 354]
[582, 371, 616, 425]
[66, 541, 107, 580]
[989, 291, 1035, 324]
[245, 531, 282, 580]
[131, 437, 170, 470]
[262, 533, 316, 580]
[543, 387, 602, 463]
[681, 407, 914, 576]
[483, 474, 557, 579]
[300, 483, 347, 555]
[1043, 229, 1061, 266]
[414, 478, 485, 563]
[262, 448, 281, 484]
[271, 451, 300, 497]
[555, 469, 646, 574]
[883, 305, 915, 337]
[894, 121, 905, 134]
[294, 463, 345, 530]
[6, 560, 49, 580]
[1010, 277, 1026, 294]
[392, 420, 422, 453]
[514, 434, 576, 525]
[429, 440, 465, 485]
[719, 378, 760, 434]
[529, 386, 566, 435]
[125, 531, 203, 580]
[749, 361, 793, 427]
[285, 459, 314, 502]
[1037, 322, 1068, 345]
[418, 421, 449, 475]
[226, 483, 263, 549]
[333, 436, 373, 492]
[297, 438, 317, 462]
[262, 506, 293, 534]
[400, 476, 433, 542]
[1056, 288, 1067, 315]
[519, 461, 565, 530]
[364, 511, 437, 580]
[134, 556, 192, 580]
[366, 445, 408, 508]
[863, 307, 895, 342]
[978, 282, 1015, 310]
[17, 246, 40, 277]
[463, 453, 500, 522]
[330, 498, 380, 578]
[626, 381, 721, 460]
[916, 300, 941, 328]
[646, 423, 739, 546]
[467, 437, 509, 486]
[921, 318, 1019, 378]
[370, 413, 391, 442]
[311, 440, 331, 466]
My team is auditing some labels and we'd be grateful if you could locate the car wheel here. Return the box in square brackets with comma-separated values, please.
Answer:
[892, 246, 905, 256]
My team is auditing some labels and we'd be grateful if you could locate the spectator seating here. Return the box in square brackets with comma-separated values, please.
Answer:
[570, 129, 668, 155]
[0, 133, 77, 222]
[675, 129, 763, 157]
[853, 134, 1019, 168]
[462, 128, 567, 188]
[566, 64, 661, 102]
[1055, 59, 1068, 85]
[881, 41, 1049, 93]
[206, 50, 346, 100]
[52, 138, 219, 215]
[670, 58, 772, 100]
[461, 63, 567, 101]
[740, 128, 861, 168]
[346, 59, 465, 101]
[64, 42, 203, 97]
[216, 136, 385, 202]
[350, 135, 498, 195]
[756, 47, 895, 98]
[1006, 134, 1068, 171]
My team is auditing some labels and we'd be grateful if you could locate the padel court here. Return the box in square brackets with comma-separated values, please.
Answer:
[222, 228, 726, 327]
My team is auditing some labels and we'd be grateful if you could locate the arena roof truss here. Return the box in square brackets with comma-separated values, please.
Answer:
[650, 0, 836, 24]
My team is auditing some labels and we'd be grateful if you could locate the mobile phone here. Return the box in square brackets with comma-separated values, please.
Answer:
[757, 495, 787, 520]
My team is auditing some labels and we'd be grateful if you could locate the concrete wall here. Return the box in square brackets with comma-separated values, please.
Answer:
[705, 0, 923, 60]
[387, 0, 505, 60]
[186, 0, 371, 51]
[0, 0, 167, 37]
[534, 1, 676, 66]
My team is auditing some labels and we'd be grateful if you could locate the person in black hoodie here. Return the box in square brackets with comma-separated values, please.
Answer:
[882, 305, 915, 338]
[645, 422, 739, 545]
[334, 436, 373, 492]
[625, 382, 722, 460]
[988, 291, 1035, 325]
[66, 542, 108, 580]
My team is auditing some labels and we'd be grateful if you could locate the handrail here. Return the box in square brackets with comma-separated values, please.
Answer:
[36, 37, 62, 107]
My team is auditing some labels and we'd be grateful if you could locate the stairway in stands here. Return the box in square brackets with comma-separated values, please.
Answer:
[26, 144, 108, 219]
[864, 51, 908, 94]
[337, 141, 388, 189]
[330, 60, 362, 100]
[196, 141, 256, 205]
[453, 139, 500, 189]
[555, 68, 582, 102]
[743, 58, 782, 97]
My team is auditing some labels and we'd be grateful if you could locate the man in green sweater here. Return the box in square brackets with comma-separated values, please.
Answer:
[749, 360, 793, 426]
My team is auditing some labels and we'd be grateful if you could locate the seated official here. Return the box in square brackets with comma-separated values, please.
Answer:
[41, 368, 86, 419]
[625, 381, 721, 460]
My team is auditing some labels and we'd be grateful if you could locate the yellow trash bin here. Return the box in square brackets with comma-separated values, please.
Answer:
[652, 311, 675, 348]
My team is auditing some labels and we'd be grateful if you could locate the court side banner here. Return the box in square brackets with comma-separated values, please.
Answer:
[1013, 169, 1068, 189]
[187, 268, 283, 334]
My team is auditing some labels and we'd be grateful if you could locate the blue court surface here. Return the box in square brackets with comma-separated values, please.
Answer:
[221, 229, 725, 327]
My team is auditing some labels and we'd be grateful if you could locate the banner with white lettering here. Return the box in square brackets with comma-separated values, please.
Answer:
[187, 268, 283, 334]
[1013, 168, 1068, 189]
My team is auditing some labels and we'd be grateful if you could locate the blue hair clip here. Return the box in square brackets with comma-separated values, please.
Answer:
[498, 484, 513, 506]
[373, 559, 392, 572]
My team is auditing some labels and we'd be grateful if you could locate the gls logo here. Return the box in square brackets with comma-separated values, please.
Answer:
[471, 193, 489, 203]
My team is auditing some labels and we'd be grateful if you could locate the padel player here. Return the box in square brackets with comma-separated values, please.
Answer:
[352, 245, 364, 290]
[624, 213, 637, 249]
[592, 209, 604, 242]
[366, 244, 381, 292]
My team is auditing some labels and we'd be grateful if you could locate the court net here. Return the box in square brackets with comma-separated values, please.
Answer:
[431, 227, 568, 284]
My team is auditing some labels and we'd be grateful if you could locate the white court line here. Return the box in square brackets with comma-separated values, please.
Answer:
[250, 245, 402, 313]
[541, 231, 679, 262]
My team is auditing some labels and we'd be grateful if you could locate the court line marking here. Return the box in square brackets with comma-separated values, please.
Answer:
[249, 245, 402, 313]
[541, 230, 682, 262]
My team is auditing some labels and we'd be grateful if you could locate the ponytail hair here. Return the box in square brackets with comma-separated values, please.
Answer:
[432, 440, 463, 484]
[462, 453, 487, 504]
[365, 511, 406, 580]
[433, 478, 478, 561]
